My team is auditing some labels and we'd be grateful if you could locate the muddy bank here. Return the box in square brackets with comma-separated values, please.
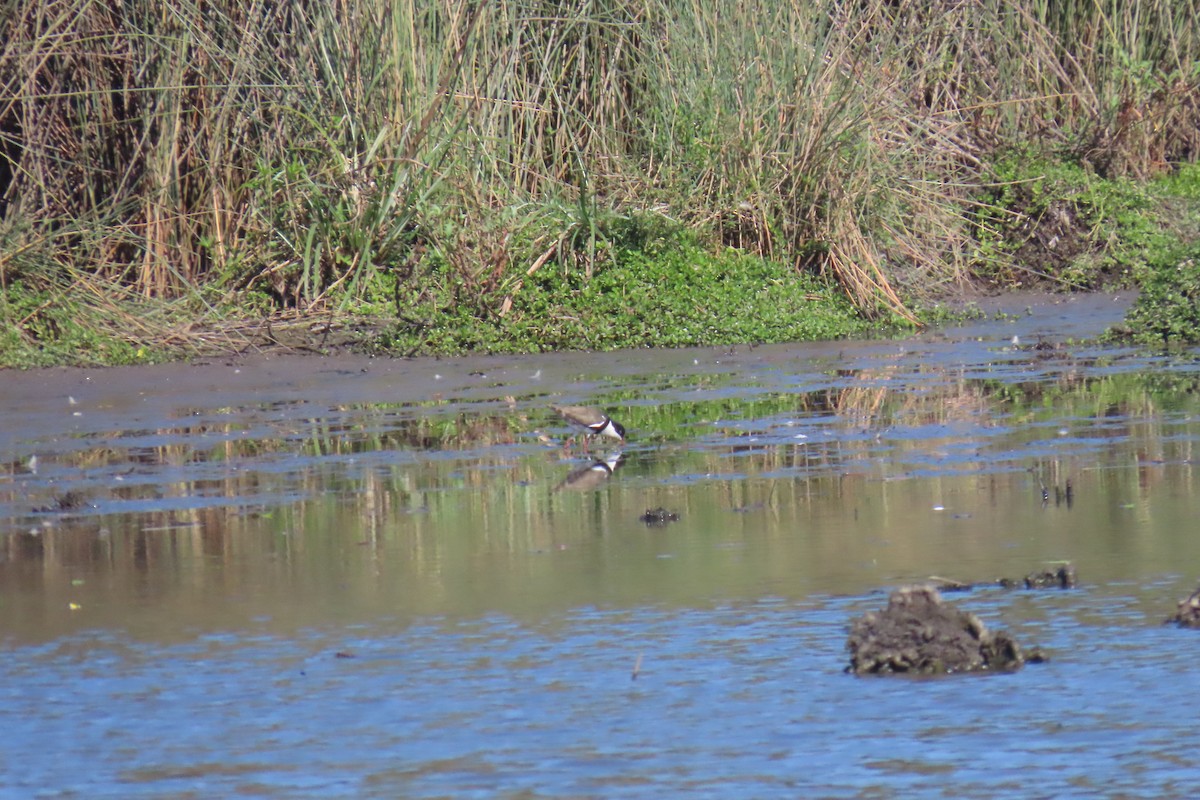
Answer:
[0, 291, 1133, 437]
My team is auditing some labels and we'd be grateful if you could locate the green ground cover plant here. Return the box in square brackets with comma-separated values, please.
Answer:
[2, 0, 1199, 365]
[1120, 244, 1200, 346]
[366, 237, 874, 355]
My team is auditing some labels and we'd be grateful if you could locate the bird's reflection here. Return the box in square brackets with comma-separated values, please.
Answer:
[555, 451, 625, 491]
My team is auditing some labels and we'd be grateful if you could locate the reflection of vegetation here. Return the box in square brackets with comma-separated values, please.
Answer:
[6, 360, 1200, 529]
[5, 365, 1200, 645]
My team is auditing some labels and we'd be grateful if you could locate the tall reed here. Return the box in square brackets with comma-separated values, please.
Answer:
[1, 0, 1197, 335]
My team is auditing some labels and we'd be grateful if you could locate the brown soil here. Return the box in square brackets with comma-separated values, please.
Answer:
[1168, 584, 1200, 628]
[847, 585, 1026, 676]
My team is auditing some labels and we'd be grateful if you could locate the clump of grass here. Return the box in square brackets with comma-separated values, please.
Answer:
[0, 277, 154, 368]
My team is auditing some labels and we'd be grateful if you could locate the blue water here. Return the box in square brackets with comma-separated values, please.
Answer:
[4, 594, 1198, 798]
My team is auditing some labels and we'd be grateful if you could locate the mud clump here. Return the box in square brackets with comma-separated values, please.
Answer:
[1023, 564, 1077, 589]
[32, 490, 92, 514]
[1167, 585, 1200, 628]
[847, 585, 1026, 676]
[1006, 192, 1105, 288]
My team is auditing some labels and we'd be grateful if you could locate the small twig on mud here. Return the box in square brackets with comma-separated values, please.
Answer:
[928, 576, 972, 590]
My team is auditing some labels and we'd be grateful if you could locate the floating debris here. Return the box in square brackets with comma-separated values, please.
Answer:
[32, 491, 92, 514]
[1054, 480, 1074, 508]
[930, 563, 1078, 592]
[1025, 647, 1049, 663]
[847, 585, 1027, 676]
[639, 507, 679, 527]
[1024, 563, 1077, 589]
[927, 575, 973, 592]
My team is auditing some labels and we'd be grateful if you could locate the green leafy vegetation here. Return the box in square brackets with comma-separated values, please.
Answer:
[0, 281, 154, 368]
[366, 240, 879, 355]
[1104, 163, 1200, 347]
[1119, 246, 1200, 346]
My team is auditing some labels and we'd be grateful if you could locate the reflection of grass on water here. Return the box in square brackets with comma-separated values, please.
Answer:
[7, 370, 1200, 626]
[7, 366, 1199, 484]
[7, 362, 1200, 584]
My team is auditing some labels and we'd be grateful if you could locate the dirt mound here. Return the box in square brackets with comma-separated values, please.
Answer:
[847, 585, 1025, 676]
[1168, 585, 1200, 628]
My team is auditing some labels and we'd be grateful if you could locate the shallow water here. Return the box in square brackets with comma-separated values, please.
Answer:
[4, 292, 1200, 797]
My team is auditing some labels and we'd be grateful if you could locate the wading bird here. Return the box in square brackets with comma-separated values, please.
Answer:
[552, 405, 625, 452]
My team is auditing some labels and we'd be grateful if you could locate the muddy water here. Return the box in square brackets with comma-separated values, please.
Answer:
[3, 292, 1200, 797]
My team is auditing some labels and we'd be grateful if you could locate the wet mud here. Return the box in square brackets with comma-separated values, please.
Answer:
[1168, 584, 1200, 628]
[847, 585, 1027, 675]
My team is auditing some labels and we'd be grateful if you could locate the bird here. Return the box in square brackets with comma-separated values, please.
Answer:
[552, 405, 625, 451]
